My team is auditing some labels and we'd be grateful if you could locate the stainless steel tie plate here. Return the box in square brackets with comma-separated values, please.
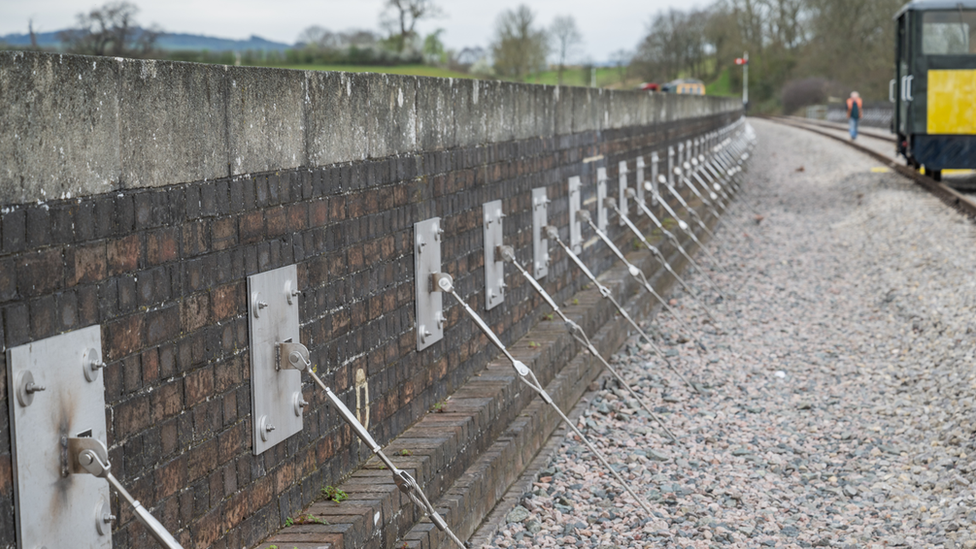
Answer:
[650, 152, 661, 206]
[7, 325, 112, 549]
[667, 146, 675, 187]
[248, 264, 305, 455]
[597, 167, 608, 233]
[414, 217, 445, 351]
[569, 176, 582, 254]
[532, 188, 549, 279]
[635, 156, 646, 211]
[483, 200, 505, 310]
[618, 161, 629, 226]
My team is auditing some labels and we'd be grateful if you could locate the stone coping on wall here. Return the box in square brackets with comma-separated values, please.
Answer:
[1, 50, 740, 206]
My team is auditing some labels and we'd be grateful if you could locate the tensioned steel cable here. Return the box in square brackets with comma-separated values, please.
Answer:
[664, 176, 718, 242]
[606, 197, 720, 325]
[436, 273, 656, 517]
[677, 164, 751, 252]
[691, 158, 733, 207]
[628, 187, 730, 290]
[580, 210, 710, 352]
[305, 366, 468, 549]
[652, 177, 724, 268]
[547, 227, 703, 395]
[498, 244, 680, 443]
[689, 157, 760, 248]
[678, 165, 725, 221]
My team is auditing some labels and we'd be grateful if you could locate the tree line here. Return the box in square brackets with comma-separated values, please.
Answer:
[6, 0, 906, 112]
[632, 0, 904, 111]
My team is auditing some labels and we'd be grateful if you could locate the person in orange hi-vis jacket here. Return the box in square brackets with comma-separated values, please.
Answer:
[846, 91, 863, 140]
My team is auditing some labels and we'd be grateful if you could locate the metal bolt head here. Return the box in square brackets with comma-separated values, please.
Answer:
[83, 347, 105, 382]
[16, 371, 39, 407]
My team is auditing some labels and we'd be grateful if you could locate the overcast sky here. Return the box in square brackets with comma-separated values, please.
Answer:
[1, 0, 703, 63]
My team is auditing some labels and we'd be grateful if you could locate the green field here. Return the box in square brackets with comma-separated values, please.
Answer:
[522, 66, 636, 88]
[705, 67, 737, 97]
[253, 63, 476, 79]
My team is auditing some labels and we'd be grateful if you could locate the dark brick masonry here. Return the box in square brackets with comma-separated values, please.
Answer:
[0, 111, 736, 549]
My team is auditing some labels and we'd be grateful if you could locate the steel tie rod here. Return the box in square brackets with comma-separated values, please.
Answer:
[498, 244, 680, 442]
[692, 158, 733, 207]
[72, 439, 183, 549]
[665, 172, 718, 242]
[628, 187, 731, 286]
[580, 211, 709, 352]
[651, 177, 725, 269]
[691, 159, 760, 243]
[681, 164, 726, 219]
[434, 273, 656, 517]
[305, 366, 468, 549]
[606, 197, 721, 326]
[701, 155, 735, 200]
[547, 227, 703, 395]
[677, 165, 749, 248]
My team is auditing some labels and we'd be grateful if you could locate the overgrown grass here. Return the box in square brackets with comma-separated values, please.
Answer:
[522, 66, 635, 88]
[706, 67, 736, 97]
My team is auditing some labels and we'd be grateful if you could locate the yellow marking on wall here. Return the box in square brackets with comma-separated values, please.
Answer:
[927, 70, 976, 135]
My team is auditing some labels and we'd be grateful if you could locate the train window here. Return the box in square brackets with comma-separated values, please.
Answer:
[922, 10, 976, 55]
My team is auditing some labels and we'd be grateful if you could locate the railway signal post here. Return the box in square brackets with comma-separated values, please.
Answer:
[736, 53, 749, 110]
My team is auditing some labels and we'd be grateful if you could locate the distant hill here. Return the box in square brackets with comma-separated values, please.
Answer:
[0, 28, 292, 52]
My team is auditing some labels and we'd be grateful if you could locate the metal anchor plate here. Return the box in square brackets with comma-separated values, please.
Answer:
[667, 146, 675, 187]
[483, 200, 505, 310]
[414, 217, 444, 351]
[569, 176, 582, 254]
[248, 264, 304, 454]
[618, 161, 629, 226]
[597, 167, 608, 233]
[532, 187, 549, 279]
[650, 152, 661, 206]
[635, 156, 646, 211]
[6, 325, 112, 549]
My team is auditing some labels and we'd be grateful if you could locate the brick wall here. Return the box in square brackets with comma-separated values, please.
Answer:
[0, 50, 740, 549]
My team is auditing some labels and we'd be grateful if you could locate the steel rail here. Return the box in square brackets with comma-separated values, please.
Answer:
[763, 116, 976, 219]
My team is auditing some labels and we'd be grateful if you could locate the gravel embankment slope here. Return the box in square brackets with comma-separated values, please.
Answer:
[485, 118, 976, 549]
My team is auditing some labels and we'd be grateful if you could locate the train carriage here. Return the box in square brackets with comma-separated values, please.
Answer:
[893, 0, 976, 181]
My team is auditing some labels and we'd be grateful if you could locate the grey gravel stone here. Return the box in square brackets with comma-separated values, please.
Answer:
[505, 506, 530, 524]
[647, 449, 670, 462]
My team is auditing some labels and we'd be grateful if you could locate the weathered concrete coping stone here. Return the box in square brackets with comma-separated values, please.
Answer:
[1, 50, 741, 205]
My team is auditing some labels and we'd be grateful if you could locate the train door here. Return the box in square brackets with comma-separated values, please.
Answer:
[896, 11, 913, 151]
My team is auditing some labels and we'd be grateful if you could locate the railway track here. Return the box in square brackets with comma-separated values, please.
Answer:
[762, 115, 976, 219]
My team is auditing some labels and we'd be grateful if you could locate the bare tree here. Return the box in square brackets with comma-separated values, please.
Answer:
[611, 49, 631, 85]
[549, 15, 583, 85]
[29, 19, 38, 49]
[380, 0, 443, 53]
[59, 1, 160, 57]
[297, 26, 380, 50]
[632, 8, 708, 83]
[297, 25, 329, 47]
[491, 5, 549, 80]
